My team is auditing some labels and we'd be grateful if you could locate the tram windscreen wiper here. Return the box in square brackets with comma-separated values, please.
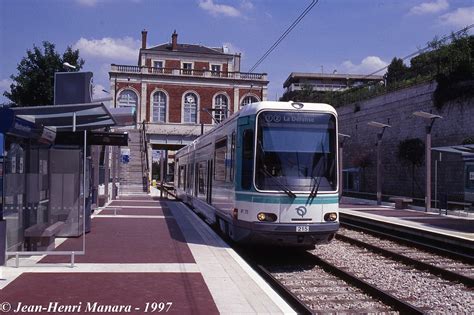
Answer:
[258, 140, 296, 199]
[307, 141, 325, 204]
[261, 167, 296, 199]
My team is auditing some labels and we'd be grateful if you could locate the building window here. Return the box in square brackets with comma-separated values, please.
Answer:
[241, 95, 259, 107]
[214, 94, 228, 123]
[211, 64, 221, 77]
[153, 61, 164, 73]
[152, 91, 167, 123]
[183, 92, 198, 123]
[118, 90, 138, 109]
[182, 62, 192, 75]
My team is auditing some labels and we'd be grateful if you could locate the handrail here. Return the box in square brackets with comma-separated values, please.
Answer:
[110, 64, 267, 81]
[140, 120, 150, 192]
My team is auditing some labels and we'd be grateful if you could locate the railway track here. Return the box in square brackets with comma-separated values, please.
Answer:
[339, 213, 474, 261]
[336, 228, 474, 287]
[258, 254, 420, 314]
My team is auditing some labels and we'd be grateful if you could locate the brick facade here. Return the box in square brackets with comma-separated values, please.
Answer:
[110, 30, 268, 131]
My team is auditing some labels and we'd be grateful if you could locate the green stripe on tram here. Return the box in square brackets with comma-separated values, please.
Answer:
[235, 193, 339, 204]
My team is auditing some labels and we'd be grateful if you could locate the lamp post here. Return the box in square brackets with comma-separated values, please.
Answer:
[368, 121, 391, 205]
[63, 62, 77, 70]
[413, 111, 442, 212]
[338, 133, 350, 200]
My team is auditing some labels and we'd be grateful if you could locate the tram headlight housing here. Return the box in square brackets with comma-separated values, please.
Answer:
[324, 212, 338, 222]
[257, 212, 277, 222]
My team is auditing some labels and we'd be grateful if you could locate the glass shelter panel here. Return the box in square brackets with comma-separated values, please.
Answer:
[4, 140, 86, 257]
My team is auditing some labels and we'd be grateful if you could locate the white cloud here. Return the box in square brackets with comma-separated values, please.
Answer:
[76, 0, 99, 7]
[409, 0, 449, 15]
[240, 0, 254, 10]
[340, 56, 388, 75]
[0, 78, 12, 90]
[199, 0, 241, 17]
[439, 6, 474, 28]
[73, 37, 140, 62]
[92, 84, 111, 100]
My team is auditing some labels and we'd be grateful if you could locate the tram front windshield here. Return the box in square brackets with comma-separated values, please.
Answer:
[256, 111, 337, 192]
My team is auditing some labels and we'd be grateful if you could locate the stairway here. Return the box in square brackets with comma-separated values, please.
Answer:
[118, 128, 148, 195]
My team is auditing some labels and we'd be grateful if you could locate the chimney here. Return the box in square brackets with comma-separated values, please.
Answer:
[141, 29, 147, 49]
[171, 30, 178, 51]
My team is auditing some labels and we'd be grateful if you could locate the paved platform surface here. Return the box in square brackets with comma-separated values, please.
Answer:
[340, 198, 474, 241]
[0, 194, 294, 314]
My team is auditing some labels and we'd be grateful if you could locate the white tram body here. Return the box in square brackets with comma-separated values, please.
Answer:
[174, 101, 339, 247]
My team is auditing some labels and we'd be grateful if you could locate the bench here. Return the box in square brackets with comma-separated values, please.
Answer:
[24, 221, 65, 251]
[447, 201, 472, 211]
[389, 197, 413, 209]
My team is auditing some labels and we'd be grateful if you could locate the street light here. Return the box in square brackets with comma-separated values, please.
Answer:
[62, 62, 77, 70]
[413, 111, 442, 212]
[367, 121, 391, 205]
[338, 133, 351, 200]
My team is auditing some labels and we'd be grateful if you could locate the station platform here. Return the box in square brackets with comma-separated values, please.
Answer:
[339, 197, 474, 243]
[0, 195, 295, 314]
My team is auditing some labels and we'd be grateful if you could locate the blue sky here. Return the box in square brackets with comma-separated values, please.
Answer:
[1, 0, 473, 104]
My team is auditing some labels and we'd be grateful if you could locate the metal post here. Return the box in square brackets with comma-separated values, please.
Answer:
[435, 158, 438, 213]
[426, 126, 432, 212]
[112, 146, 117, 200]
[83, 130, 86, 253]
[376, 133, 382, 205]
[160, 151, 165, 198]
[72, 112, 77, 132]
[104, 146, 110, 203]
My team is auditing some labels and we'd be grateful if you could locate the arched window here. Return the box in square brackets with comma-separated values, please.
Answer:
[241, 95, 259, 107]
[117, 90, 138, 109]
[152, 91, 167, 123]
[214, 94, 228, 123]
[183, 92, 198, 123]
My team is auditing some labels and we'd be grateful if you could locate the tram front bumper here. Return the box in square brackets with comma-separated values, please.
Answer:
[232, 221, 340, 247]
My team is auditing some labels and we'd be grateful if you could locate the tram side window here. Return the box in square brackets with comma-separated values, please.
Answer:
[187, 163, 194, 190]
[178, 165, 186, 188]
[241, 129, 254, 190]
[214, 138, 227, 181]
[197, 161, 207, 197]
[230, 132, 236, 182]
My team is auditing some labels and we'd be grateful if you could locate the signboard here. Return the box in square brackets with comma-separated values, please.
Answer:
[121, 148, 130, 164]
[470, 172, 474, 181]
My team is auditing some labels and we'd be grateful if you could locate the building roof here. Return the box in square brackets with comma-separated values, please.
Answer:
[144, 43, 231, 56]
[283, 72, 384, 88]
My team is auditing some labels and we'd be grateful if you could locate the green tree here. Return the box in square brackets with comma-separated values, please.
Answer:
[398, 138, 425, 196]
[4, 41, 85, 106]
[385, 57, 410, 85]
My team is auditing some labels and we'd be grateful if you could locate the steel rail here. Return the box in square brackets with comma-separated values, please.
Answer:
[256, 265, 314, 315]
[340, 213, 474, 264]
[310, 255, 425, 315]
[336, 233, 474, 288]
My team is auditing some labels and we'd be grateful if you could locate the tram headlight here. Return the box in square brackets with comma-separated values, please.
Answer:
[324, 212, 338, 221]
[257, 212, 277, 222]
[257, 212, 266, 221]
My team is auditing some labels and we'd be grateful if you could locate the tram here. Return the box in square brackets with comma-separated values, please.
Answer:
[174, 101, 339, 247]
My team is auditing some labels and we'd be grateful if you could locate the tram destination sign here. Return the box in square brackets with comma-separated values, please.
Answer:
[261, 112, 329, 126]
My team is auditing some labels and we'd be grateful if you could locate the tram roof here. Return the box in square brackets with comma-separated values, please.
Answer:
[239, 101, 338, 117]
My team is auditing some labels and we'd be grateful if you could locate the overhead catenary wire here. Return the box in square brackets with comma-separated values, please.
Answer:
[248, 0, 319, 73]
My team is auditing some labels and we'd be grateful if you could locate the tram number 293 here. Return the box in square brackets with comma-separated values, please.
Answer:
[296, 226, 309, 232]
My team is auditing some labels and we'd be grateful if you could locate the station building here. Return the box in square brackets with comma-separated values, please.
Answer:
[110, 30, 269, 148]
[109, 30, 268, 186]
